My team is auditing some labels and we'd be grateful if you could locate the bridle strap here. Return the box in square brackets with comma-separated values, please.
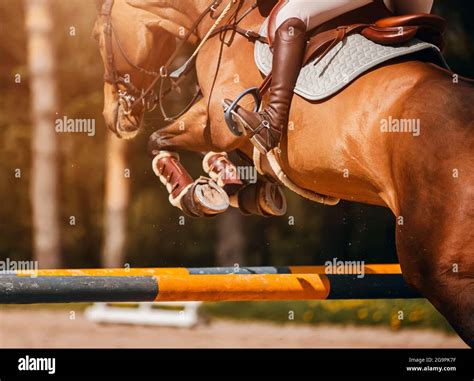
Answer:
[137, 0, 228, 118]
[99, 0, 260, 121]
[101, 0, 118, 88]
[100, 0, 162, 115]
[155, 0, 250, 122]
[156, 0, 266, 122]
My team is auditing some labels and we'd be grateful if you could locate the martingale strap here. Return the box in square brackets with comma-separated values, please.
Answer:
[157, 0, 240, 121]
[155, 1, 231, 121]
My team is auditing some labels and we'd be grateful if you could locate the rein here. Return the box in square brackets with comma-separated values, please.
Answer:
[100, 0, 160, 115]
[99, 0, 262, 122]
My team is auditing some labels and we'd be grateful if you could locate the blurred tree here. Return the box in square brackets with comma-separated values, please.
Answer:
[101, 134, 130, 267]
[215, 208, 244, 266]
[24, 0, 61, 268]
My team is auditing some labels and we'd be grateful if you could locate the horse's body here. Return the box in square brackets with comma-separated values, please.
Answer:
[97, 0, 474, 346]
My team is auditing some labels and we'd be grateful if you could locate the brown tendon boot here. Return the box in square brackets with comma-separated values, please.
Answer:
[224, 17, 307, 154]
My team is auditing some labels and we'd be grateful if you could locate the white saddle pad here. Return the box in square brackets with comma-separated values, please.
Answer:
[254, 21, 448, 101]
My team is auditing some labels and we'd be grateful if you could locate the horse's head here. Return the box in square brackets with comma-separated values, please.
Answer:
[93, 0, 176, 139]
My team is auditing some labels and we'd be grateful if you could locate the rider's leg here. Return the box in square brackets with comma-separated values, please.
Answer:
[225, 0, 373, 154]
[273, 0, 373, 40]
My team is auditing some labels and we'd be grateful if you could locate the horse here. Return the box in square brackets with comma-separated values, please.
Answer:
[94, 0, 474, 347]
[94, 0, 288, 218]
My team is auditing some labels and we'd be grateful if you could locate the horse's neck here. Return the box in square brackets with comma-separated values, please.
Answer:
[131, 0, 205, 40]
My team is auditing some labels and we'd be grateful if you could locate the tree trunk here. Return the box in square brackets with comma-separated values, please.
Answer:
[101, 133, 130, 268]
[25, 0, 61, 268]
[215, 208, 245, 266]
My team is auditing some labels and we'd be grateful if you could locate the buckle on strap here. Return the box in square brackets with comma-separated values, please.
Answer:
[244, 29, 260, 41]
[159, 66, 168, 78]
[253, 119, 270, 135]
[210, 0, 222, 12]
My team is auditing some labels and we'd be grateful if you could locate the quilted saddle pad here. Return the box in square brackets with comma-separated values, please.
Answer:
[254, 20, 449, 101]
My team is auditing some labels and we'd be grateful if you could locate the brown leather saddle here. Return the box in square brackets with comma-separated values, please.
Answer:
[307, 14, 446, 64]
[258, 13, 447, 96]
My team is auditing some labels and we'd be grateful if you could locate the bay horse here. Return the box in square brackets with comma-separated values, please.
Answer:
[95, 0, 474, 347]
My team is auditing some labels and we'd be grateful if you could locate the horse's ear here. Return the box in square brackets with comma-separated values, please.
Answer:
[95, 0, 105, 12]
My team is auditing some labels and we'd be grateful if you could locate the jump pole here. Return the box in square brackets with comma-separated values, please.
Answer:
[0, 265, 420, 304]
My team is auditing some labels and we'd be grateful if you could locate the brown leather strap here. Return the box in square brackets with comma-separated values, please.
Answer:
[257, 14, 448, 98]
[210, 24, 267, 43]
[361, 25, 418, 45]
[375, 13, 447, 32]
[258, 73, 272, 98]
[101, 0, 117, 87]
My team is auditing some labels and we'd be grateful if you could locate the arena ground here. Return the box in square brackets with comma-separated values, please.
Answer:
[0, 309, 467, 348]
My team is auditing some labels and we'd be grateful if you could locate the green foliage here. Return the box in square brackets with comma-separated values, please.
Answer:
[204, 299, 455, 333]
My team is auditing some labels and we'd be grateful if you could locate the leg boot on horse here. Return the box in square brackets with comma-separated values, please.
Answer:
[202, 151, 287, 217]
[151, 151, 229, 217]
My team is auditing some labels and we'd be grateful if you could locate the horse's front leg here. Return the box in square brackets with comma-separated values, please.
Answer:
[202, 151, 287, 217]
[151, 150, 230, 217]
[149, 100, 232, 217]
[148, 97, 246, 154]
[149, 98, 287, 217]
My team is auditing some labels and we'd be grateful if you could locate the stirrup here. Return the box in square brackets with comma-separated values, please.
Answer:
[223, 87, 261, 136]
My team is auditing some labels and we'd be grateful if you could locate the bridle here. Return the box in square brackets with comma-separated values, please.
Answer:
[100, 0, 161, 116]
[99, 0, 262, 122]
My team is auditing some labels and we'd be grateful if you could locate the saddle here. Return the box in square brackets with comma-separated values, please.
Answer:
[259, 13, 447, 95]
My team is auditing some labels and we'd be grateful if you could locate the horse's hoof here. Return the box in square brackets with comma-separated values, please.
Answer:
[259, 181, 287, 216]
[233, 181, 287, 217]
[180, 177, 229, 218]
